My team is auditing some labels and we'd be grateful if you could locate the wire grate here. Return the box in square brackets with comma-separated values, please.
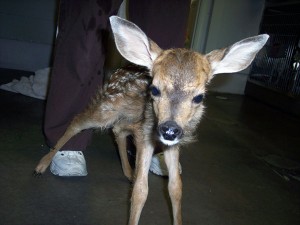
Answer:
[249, 10, 300, 97]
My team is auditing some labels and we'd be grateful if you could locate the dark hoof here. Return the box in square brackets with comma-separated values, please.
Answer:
[32, 170, 42, 178]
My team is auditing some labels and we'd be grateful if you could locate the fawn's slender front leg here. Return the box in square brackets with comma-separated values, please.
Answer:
[128, 134, 154, 225]
[164, 147, 182, 225]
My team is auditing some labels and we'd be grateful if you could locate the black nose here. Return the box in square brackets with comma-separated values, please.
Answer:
[158, 121, 183, 141]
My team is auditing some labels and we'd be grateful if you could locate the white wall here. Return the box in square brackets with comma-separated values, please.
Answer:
[192, 0, 265, 94]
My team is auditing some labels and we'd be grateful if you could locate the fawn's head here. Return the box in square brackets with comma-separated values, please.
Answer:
[110, 16, 268, 146]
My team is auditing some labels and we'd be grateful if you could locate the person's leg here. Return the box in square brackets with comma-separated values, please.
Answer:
[128, 0, 191, 49]
[44, 0, 122, 151]
[44, 0, 122, 176]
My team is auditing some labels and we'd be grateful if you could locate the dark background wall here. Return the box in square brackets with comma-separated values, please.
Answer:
[0, 0, 57, 71]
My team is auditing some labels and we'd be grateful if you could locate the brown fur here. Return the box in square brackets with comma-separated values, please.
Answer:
[34, 50, 211, 225]
[152, 49, 210, 143]
[34, 16, 268, 225]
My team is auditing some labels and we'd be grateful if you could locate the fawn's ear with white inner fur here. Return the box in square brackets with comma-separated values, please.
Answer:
[205, 34, 269, 80]
[109, 16, 162, 70]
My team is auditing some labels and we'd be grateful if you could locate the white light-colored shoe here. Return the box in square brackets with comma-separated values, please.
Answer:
[149, 152, 182, 176]
[50, 151, 88, 176]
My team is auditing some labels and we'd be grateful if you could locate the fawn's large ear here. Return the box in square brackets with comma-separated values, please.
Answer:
[110, 16, 162, 69]
[206, 34, 269, 78]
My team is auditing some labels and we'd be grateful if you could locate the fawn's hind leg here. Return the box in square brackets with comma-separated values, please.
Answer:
[113, 128, 134, 181]
[34, 103, 120, 175]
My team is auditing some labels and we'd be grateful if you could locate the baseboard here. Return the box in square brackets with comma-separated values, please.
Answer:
[245, 80, 300, 117]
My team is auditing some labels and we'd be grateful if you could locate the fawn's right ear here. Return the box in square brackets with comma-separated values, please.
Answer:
[110, 16, 162, 70]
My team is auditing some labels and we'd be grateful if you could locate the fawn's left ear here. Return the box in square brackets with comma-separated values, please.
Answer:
[110, 16, 162, 70]
[205, 34, 269, 79]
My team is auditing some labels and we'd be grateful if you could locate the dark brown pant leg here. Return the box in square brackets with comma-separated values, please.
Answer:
[128, 0, 191, 49]
[44, 0, 122, 150]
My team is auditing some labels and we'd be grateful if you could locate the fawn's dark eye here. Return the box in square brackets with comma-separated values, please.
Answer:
[150, 86, 161, 96]
[192, 94, 204, 104]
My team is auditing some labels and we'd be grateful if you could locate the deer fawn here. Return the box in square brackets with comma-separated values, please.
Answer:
[34, 16, 268, 225]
